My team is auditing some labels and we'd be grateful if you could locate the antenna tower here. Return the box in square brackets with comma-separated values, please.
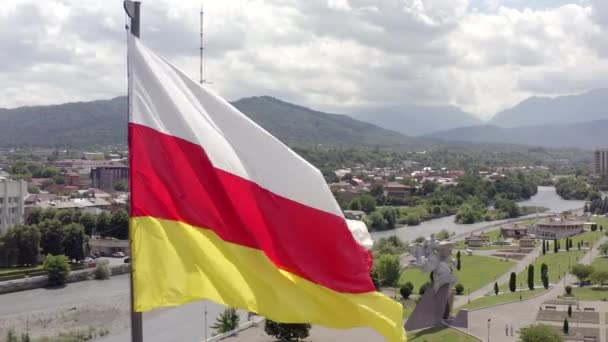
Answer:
[199, 3, 204, 84]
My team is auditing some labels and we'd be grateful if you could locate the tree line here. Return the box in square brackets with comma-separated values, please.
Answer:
[343, 171, 542, 231]
[0, 208, 128, 268]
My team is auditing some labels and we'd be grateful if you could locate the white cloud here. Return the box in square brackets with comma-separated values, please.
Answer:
[0, 0, 607, 120]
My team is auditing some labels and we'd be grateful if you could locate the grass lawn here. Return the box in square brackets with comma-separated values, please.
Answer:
[459, 289, 542, 310]
[591, 256, 608, 272]
[0, 265, 43, 275]
[408, 326, 479, 342]
[517, 249, 584, 288]
[399, 254, 514, 294]
[571, 287, 608, 301]
[402, 299, 416, 319]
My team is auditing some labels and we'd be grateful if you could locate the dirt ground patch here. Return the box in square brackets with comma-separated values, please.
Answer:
[0, 303, 129, 340]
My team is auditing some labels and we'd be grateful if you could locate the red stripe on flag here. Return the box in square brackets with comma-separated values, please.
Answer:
[130, 123, 375, 294]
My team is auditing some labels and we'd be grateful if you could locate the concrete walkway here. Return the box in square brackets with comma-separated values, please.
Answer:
[463, 236, 607, 342]
[453, 245, 542, 308]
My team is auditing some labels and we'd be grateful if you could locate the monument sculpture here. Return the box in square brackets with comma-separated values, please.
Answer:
[404, 234, 459, 331]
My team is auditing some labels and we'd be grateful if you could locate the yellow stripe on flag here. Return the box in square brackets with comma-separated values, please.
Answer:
[131, 216, 405, 342]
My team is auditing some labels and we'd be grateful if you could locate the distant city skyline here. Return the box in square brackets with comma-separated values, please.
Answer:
[1, 0, 607, 118]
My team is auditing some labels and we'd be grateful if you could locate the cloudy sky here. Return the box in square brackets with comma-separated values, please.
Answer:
[1, 0, 607, 118]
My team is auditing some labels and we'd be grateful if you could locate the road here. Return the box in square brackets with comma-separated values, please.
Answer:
[0, 274, 246, 342]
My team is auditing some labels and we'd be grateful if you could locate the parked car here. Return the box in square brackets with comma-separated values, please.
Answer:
[111, 252, 125, 258]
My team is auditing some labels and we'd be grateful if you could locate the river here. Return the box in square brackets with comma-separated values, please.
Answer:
[370, 186, 586, 242]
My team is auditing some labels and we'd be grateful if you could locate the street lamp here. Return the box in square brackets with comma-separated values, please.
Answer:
[487, 318, 492, 342]
[203, 305, 208, 342]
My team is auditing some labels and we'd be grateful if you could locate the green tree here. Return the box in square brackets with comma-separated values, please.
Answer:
[63, 223, 85, 261]
[571, 264, 594, 287]
[599, 243, 608, 257]
[554, 239, 558, 253]
[108, 210, 129, 240]
[368, 212, 386, 231]
[563, 319, 569, 335]
[40, 208, 57, 222]
[591, 270, 608, 287]
[567, 305, 572, 318]
[43, 254, 71, 286]
[211, 308, 240, 334]
[566, 238, 570, 252]
[370, 184, 384, 198]
[520, 324, 563, 342]
[96, 211, 112, 236]
[542, 240, 546, 255]
[264, 319, 310, 341]
[494, 282, 499, 295]
[79, 213, 97, 236]
[456, 250, 461, 271]
[373, 236, 406, 256]
[349, 199, 361, 211]
[436, 229, 451, 241]
[6, 329, 18, 342]
[509, 272, 517, 292]
[55, 210, 74, 225]
[3, 225, 41, 266]
[359, 195, 376, 214]
[541, 263, 549, 290]
[528, 265, 535, 290]
[374, 254, 400, 286]
[21, 332, 31, 342]
[26, 207, 43, 225]
[381, 207, 398, 229]
[39, 219, 65, 256]
[113, 180, 129, 192]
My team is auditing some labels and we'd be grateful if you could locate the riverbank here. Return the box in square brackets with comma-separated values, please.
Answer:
[371, 186, 585, 242]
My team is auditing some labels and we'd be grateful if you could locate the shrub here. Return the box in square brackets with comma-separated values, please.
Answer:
[94, 260, 111, 280]
[419, 282, 431, 295]
[455, 283, 464, 295]
[400, 285, 413, 299]
[400, 281, 414, 299]
[212, 308, 240, 334]
[43, 254, 71, 286]
[565, 285, 573, 295]
[264, 319, 310, 341]
[520, 324, 563, 342]
[563, 318, 569, 334]
[494, 282, 499, 295]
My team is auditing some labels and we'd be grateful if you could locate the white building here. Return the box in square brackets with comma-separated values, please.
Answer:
[0, 178, 27, 233]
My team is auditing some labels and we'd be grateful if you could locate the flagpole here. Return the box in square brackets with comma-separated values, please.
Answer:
[123, 1, 143, 342]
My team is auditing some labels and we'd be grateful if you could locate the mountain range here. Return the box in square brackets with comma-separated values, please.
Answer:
[0, 88, 606, 150]
[425, 120, 608, 150]
[0, 96, 420, 149]
[352, 105, 482, 136]
[352, 89, 608, 149]
[489, 89, 608, 127]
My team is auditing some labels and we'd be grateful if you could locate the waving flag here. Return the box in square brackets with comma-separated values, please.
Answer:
[128, 35, 404, 342]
